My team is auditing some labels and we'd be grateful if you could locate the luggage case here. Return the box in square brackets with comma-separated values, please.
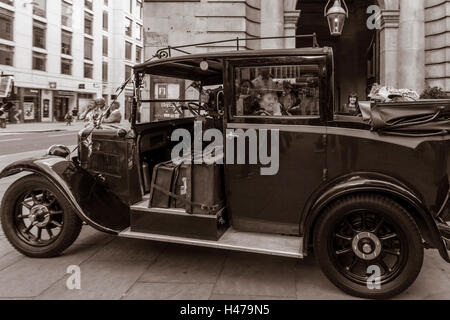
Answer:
[149, 155, 224, 215]
[149, 161, 180, 209]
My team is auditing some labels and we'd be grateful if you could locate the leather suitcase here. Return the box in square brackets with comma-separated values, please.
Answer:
[171, 162, 224, 215]
[149, 162, 178, 209]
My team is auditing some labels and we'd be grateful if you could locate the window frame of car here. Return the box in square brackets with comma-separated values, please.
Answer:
[225, 55, 328, 126]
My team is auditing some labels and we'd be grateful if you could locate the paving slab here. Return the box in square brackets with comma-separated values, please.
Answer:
[396, 250, 450, 300]
[123, 282, 215, 300]
[37, 260, 150, 300]
[0, 250, 23, 271]
[139, 244, 227, 284]
[88, 237, 166, 262]
[0, 244, 102, 298]
[213, 252, 297, 298]
[74, 226, 116, 246]
[295, 255, 359, 300]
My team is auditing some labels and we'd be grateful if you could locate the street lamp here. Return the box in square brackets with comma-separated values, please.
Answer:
[324, 0, 349, 36]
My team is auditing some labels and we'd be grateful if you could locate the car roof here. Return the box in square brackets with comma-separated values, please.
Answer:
[133, 47, 331, 86]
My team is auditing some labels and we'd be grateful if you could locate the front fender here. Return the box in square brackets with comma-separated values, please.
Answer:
[0, 156, 130, 234]
[302, 173, 450, 262]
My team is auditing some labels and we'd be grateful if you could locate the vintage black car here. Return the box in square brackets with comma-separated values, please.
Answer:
[1, 36, 450, 299]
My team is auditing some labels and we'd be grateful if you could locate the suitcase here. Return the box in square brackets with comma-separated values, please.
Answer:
[149, 161, 180, 209]
[149, 156, 224, 215]
[171, 160, 224, 215]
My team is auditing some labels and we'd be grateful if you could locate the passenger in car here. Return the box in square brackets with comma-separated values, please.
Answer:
[256, 90, 282, 116]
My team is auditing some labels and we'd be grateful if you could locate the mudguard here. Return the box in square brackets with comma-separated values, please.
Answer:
[301, 173, 450, 262]
[0, 156, 130, 234]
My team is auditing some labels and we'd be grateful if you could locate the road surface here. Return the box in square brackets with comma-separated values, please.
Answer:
[0, 131, 79, 156]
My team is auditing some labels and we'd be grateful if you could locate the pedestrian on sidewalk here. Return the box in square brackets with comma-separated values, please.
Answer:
[0, 98, 12, 129]
[64, 111, 74, 126]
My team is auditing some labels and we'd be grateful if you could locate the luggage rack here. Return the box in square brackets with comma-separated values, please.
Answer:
[148, 33, 320, 62]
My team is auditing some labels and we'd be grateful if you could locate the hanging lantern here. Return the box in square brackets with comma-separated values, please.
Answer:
[324, 0, 349, 36]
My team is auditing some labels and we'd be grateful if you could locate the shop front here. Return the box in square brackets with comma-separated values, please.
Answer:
[22, 88, 41, 123]
[54, 91, 77, 122]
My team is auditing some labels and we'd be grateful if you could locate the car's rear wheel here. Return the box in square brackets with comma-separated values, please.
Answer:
[1, 174, 82, 258]
[313, 194, 424, 299]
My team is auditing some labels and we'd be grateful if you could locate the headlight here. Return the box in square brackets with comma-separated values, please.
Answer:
[47, 145, 71, 158]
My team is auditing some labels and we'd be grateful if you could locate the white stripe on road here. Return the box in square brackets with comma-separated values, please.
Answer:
[0, 138, 23, 143]
[47, 133, 77, 138]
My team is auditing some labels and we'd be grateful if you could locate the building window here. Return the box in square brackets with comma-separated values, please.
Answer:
[85, 0, 93, 11]
[33, 21, 46, 49]
[0, 8, 13, 41]
[102, 62, 108, 82]
[125, 17, 132, 37]
[61, 58, 72, 75]
[85, 12, 93, 35]
[136, 46, 142, 63]
[0, 0, 13, 6]
[104, 0, 108, 6]
[84, 37, 93, 60]
[0, 44, 13, 66]
[61, 1, 73, 28]
[84, 63, 93, 79]
[135, 23, 142, 41]
[61, 31, 72, 55]
[125, 65, 132, 80]
[32, 52, 46, 71]
[102, 36, 108, 57]
[33, 0, 46, 18]
[136, 0, 142, 19]
[125, 41, 132, 60]
[103, 11, 108, 31]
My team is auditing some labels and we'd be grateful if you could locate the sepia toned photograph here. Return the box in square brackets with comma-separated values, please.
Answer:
[0, 0, 449, 307]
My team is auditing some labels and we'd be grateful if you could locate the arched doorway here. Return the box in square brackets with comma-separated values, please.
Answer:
[296, 0, 381, 109]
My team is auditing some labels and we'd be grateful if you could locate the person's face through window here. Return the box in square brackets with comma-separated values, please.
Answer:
[260, 92, 277, 109]
[349, 96, 357, 104]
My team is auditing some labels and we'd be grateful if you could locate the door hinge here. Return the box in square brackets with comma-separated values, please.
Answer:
[322, 168, 328, 181]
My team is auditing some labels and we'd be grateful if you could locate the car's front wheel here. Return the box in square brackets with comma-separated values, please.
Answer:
[1, 174, 82, 258]
[313, 194, 424, 299]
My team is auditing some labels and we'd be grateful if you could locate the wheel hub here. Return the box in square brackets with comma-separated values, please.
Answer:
[352, 232, 382, 260]
[29, 204, 51, 228]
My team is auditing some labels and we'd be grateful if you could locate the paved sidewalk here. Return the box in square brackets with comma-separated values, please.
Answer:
[0, 121, 86, 134]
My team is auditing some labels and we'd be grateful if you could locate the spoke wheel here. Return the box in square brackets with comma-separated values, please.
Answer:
[14, 189, 64, 247]
[330, 209, 407, 286]
[313, 194, 424, 299]
[1, 175, 82, 258]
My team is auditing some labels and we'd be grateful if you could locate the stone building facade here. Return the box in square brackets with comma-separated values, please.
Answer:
[143, 0, 450, 101]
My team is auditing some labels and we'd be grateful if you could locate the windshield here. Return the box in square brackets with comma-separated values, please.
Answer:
[136, 73, 222, 124]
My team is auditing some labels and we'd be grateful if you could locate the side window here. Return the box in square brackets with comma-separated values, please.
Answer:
[234, 64, 320, 118]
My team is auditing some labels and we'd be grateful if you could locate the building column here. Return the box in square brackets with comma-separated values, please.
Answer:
[379, 9, 400, 87]
[260, 0, 284, 49]
[397, 0, 425, 93]
[283, 0, 300, 48]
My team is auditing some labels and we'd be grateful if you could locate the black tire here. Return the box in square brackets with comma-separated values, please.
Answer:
[313, 194, 424, 299]
[1, 174, 82, 258]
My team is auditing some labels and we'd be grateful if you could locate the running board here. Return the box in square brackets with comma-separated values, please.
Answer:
[119, 227, 303, 259]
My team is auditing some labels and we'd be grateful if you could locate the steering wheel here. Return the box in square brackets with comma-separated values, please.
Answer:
[188, 102, 208, 112]
[253, 109, 272, 116]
